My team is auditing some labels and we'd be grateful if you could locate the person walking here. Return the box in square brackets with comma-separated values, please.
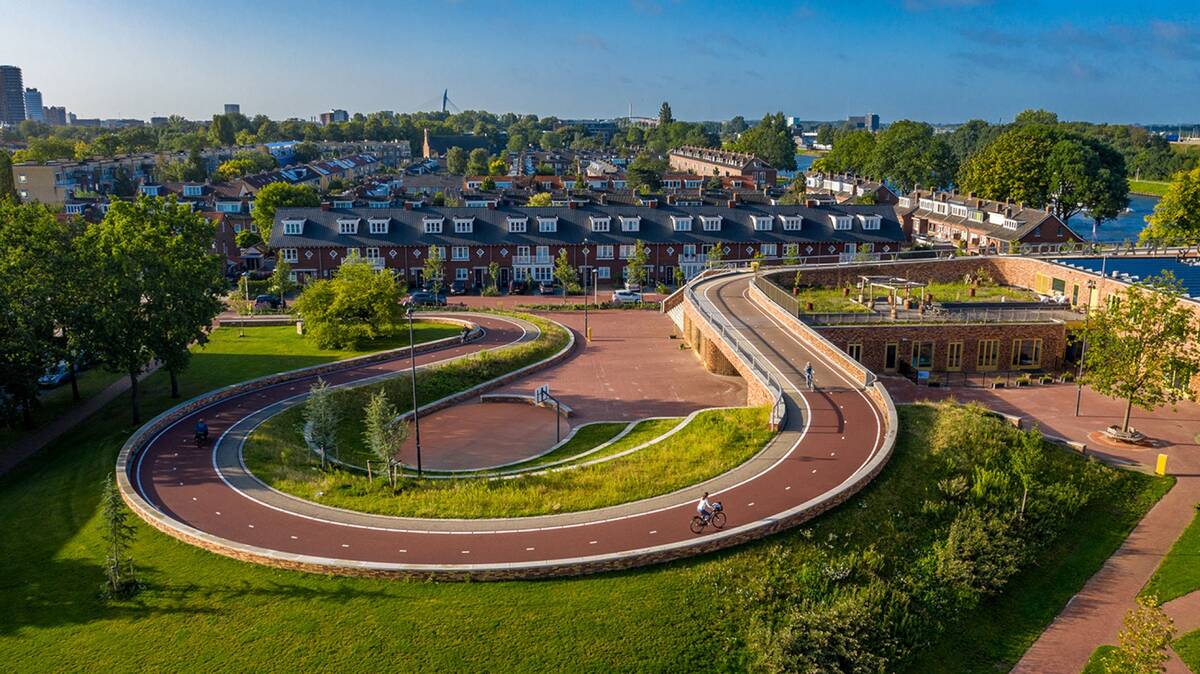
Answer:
[804, 362, 815, 391]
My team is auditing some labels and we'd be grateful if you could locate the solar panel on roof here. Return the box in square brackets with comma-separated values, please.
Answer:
[1053, 257, 1200, 299]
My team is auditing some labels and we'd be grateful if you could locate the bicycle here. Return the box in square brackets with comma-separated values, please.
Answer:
[690, 501, 726, 534]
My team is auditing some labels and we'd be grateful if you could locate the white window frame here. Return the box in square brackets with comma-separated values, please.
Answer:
[619, 216, 641, 232]
[702, 216, 721, 232]
[423, 217, 444, 234]
[752, 215, 773, 231]
[597, 266, 611, 279]
[761, 243, 777, 257]
[453, 217, 474, 234]
[589, 216, 610, 232]
[183, 185, 203, 197]
[619, 244, 635, 259]
[596, 244, 614, 260]
[830, 214, 852, 231]
[780, 215, 803, 231]
[456, 267, 469, 281]
[282, 219, 303, 236]
[856, 214, 881, 230]
[337, 218, 359, 235]
[365, 246, 380, 260]
[538, 216, 558, 233]
[671, 215, 693, 232]
[451, 245, 469, 261]
[281, 248, 299, 263]
[368, 218, 389, 234]
[507, 216, 528, 233]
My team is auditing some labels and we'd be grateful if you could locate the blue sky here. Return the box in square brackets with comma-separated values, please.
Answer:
[6, 0, 1200, 124]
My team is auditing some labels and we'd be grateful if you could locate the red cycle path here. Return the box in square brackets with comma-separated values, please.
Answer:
[129, 283, 888, 574]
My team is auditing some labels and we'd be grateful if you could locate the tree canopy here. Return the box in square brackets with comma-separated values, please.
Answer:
[1139, 167, 1200, 246]
[294, 255, 405, 349]
[729, 113, 796, 171]
[813, 130, 876, 176]
[626, 153, 667, 192]
[251, 182, 320, 241]
[867, 120, 956, 192]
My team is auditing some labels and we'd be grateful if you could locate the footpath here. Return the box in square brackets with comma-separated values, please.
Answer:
[886, 378, 1200, 673]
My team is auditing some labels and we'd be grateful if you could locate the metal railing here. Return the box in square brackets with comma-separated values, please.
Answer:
[686, 281, 787, 430]
[798, 306, 1076, 325]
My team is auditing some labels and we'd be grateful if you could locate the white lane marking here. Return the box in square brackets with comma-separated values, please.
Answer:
[785, 486, 791, 491]
[215, 511, 221, 515]
[648, 530, 657, 534]
[747, 502, 755, 507]
[247, 524, 254, 528]
[290, 535, 298, 540]
[589, 540, 598, 545]
[398, 549, 407, 553]
[341, 544, 349, 548]
[526, 547, 535, 551]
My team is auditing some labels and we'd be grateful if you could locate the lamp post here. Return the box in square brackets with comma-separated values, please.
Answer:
[239, 271, 250, 338]
[1074, 278, 1097, 417]
[582, 238, 590, 342]
[593, 269, 599, 306]
[406, 307, 423, 476]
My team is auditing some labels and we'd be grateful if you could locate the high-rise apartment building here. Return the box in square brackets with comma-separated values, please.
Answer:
[24, 88, 44, 122]
[0, 65, 26, 125]
[224, 103, 240, 115]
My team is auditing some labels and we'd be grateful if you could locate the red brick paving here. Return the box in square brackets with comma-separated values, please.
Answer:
[886, 376, 1200, 674]
[395, 401, 568, 470]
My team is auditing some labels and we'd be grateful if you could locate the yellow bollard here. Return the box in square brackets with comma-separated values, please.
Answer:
[1156, 453, 1168, 476]
[587, 327, 593, 343]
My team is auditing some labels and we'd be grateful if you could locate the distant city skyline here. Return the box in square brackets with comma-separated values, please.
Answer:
[6, 0, 1200, 125]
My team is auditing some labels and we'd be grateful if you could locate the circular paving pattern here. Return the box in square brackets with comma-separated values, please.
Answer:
[118, 279, 897, 580]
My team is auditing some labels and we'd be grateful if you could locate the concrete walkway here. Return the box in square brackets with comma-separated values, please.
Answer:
[0, 363, 161, 477]
[887, 378, 1200, 674]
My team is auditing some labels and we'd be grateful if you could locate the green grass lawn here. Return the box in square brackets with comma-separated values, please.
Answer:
[786, 280, 1037, 314]
[1081, 644, 1119, 673]
[244, 409, 765, 518]
[1175, 629, 1200, 672]
[0, 333, 1173, 671]
[1142, 506, 1200, 603]
[1129, 178, 1171, 197]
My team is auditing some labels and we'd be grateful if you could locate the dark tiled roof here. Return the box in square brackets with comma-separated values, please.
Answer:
[902, 189, 1077, 242]
[269, 203, 907, 249]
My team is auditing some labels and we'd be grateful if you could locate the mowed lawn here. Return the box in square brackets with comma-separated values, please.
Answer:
[0, 325, 1173, 672]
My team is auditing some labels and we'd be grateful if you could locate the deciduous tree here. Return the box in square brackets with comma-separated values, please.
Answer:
[730, 112, 797, 171]
[624, 239, 649, 290]
[271, 252, 296, 307]
[466, 147, 489, 175]
[868, 120, 956, 191]
[1078, 273, 1200, 432]
[445, 146, 467, 175]
[553, 249, 580, 300]
[813, 130, 875, 176]
[1140, 167, 1200, 246]
[304, 378, 340, 467]
[1103, 595, 1175, 674]
[294, 255, 405, 349]
[626, 153, 666, 192]
[251, 182, 319, 241]
[363, 389, 408, 487]
[527, 192, 553, 206]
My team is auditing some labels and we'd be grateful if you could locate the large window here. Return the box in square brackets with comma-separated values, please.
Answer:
[453, 217, 474, 234]
[846, 343, 862, 362]
[597, 245, 614, 260]
[946, 341, 962, 371]
[1011, 338, 1042, 369]
[507, 217, 527, 233]
[619, 244, 635, 259]
[977, 339, 1000, 370]
[451, 246, 469, 261]
[281, 248, 298, 263]
[910, 341, 934, 370]
[422, 217, 443, 234]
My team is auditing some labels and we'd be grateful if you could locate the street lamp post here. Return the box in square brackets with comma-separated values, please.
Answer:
[592, 269, 599, 306]
[406, 307, 423, 476]
[582, 238, 590, 342]
[1074, 278, 1097, 417]
[240, 271, 250, 338]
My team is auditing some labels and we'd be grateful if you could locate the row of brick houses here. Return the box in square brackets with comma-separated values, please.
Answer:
[898, 189, 1082, 253]
[268, 203, 909, 288]
[803, 172, 899, 205]
[668, 146, 777, 187]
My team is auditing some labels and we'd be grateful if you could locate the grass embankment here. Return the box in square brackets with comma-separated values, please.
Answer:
[1129, 178, 1171, 197]
[1175, 630, 1200, 672]
[1142, 506, 1200, 603]
[790, 280, 1037, 313]
[0, 338, 1171, 671]
[245, 408, 765, 518]
[1081, 645, 1119, 673]
[0, 367, 122, 456]
[708, 403, 1172, 673]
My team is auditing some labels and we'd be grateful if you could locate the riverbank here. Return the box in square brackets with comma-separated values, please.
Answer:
[1129, 179, 1171, 197]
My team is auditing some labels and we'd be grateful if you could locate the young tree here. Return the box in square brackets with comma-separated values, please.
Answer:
[363, 389, 408, 486]
[251, 182, 320, 241]
[553, 249, 580, 300]
[101, 473, 138, 597]
[624, 239, 649, 290]
[294, 256, 405, 349]
[304, 378, 340, 467]
[480, 176, 496, 191]
[488, 157, 508, 176]
[271, 253, 296, 308]
[483, 261, 500, 296]
[706, 242, 724, 268]
[422, 245, 445, 296]
[143, 201, 226, 398]
[1103, 596, 1175, 674]
[1078, 274, 1200, 432]
[527, 192, 553, 206]
[1140, 167, 1200, 247]
[1009, 427, 1045, 517]
[445, 146, 467, 175]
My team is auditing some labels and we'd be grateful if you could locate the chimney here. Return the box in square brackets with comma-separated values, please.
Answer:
[320, 201, 331, 211]
[646, 198, 658, 208]
[487, 201, 496, 209]
[403, 201, 413, 210]
[727, 199, 737, 208]
[1005, 207, 1012, 217]
[568, 201, 577, 209]
[599, 193, 606, 205]
[805, 198, 819, 208]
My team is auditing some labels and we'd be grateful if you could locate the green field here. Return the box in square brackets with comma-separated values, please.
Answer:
[1142, 506, 1200, 603]
[1175, 629, 1200, 672]
[788, 279, 1038, 314]
[244, 410, 766, 518]
[1129, 178, 1171, 197]
[0, 328, 1172, 671]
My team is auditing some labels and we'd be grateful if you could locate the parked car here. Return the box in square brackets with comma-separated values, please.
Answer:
[406, 290, 446, 307]
[38, 361, 76, 388]
[624, 281, 642, 293]
[254, 294, 280, 309]
[611, 289, 642, 305]
[508, 280, 528, 295]
[538, 281, 559, 295]
[448, 280, 468, 296]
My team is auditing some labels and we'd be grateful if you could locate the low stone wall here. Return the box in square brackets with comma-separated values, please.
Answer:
[480, 393, 575, 418]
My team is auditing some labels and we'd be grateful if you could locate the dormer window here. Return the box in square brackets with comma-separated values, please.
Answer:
[856, 214, 881, 230]
[422, 216, 444, 234]
[1003, 219, 1020, 230]
[779, 215, 803, 231]
[751, 215, 772, 231]
[898, 196, 912, 208]
[537, 216, 558, 233]
[671, 215, 693, 232]
[139, 184, 161, 196]
[337, 217, 360, 235]
[829, 214, 853, 231]
[453, 217, 474, 234]
[589, 216, 610, 232]
[950, 204, 969, 218]
[65, 203, 85, 215]
[182, 184, 203, 197]
[619, 215, 640, 232]
[332, 200, 354, 209]
[368, 218, 389, 234]
[507, 216, 528, 233]
[701, 215, 722, 232]
[282, 218, 304, 236]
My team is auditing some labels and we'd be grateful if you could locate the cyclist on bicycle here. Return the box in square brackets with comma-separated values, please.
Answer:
[697, 492, 715, 522]
[194, 419, 209, 443]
